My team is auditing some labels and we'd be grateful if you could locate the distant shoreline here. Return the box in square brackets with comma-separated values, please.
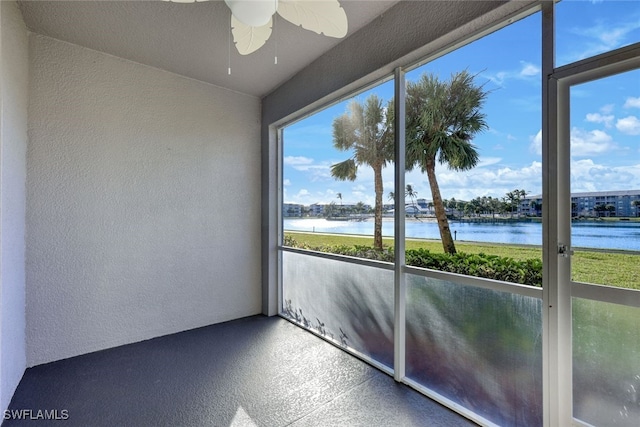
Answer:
[287, 216, 640, 223]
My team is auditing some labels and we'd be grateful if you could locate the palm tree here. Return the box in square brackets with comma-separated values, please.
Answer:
[405, 184, 418, 217]
[336, 193, 343, 215]
[530, 200, 540, 217]
[388, 191, 395, 202]
[605, 204, 616, 217]
[406, 70, 488, 254]
[456, 200, 466, 218]
[505, 189, 527, 217]
[448, 197, 457, 218]
[463, 202, 474, 218]
[331, 94, 394, 250]
[594, 203, 606, 217]
[324, 201, 337, 218]
[632, 200, 640, 217]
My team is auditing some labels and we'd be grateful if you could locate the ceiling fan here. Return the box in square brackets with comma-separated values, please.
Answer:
[167, 0, 348, 55]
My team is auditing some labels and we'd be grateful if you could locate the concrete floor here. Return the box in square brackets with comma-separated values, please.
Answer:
[4, 315, 476, 426]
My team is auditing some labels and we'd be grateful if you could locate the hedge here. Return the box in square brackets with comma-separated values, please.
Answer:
[284, 236, 542, 287]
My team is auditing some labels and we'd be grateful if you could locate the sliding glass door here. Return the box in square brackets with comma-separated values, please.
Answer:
[559, 63, 640, 427]
[275, 2, 640, 425]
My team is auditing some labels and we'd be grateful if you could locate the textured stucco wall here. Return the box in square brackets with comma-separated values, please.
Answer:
[0, 0, 28, 413]
[27, 35, 261, 366]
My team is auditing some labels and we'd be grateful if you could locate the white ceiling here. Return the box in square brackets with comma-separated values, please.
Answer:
[18, 0, 399, 98]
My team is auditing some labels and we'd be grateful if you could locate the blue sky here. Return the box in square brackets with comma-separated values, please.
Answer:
[283, 1, 640, 207]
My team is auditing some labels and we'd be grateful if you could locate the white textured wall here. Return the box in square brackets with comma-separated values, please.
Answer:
[0, 0, 28, 413]
[27, 35, 261, 366]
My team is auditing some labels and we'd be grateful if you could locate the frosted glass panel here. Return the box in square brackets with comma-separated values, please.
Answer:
[406, 274, 542, 426]
[282, 251, 394, 368]
[573, 298, 640, 426]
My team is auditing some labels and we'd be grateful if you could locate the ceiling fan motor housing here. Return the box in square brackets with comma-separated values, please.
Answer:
[224, 0, 278, 27]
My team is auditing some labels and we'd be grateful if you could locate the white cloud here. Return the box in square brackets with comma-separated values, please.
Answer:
[298, 164, 332, 181]
[488, 71, 508, 86]
[529, 130, 542, 155]
[571, 159, 640, 193]
[477, 157, 502, 168]
[616, 115, 640, 135]
[519, 61, 540, 77]
[483, 61, 541, 87]
[285, 158, 333, 180]
[284, 156, 314, 166]
[283, 124, 332, 138]
[600, 104, 614, 114]
[405, 155, 640, 202]
[570, 128, 616, 156]
[283, 179, 291, 186]
[624, 97, 640, 109]
[567, 20, 640, 61]
[410, 161, 544, 201]
[486, 129, 517, 143]
[529, 128, 619, 157]
[586, 112, 614, 128]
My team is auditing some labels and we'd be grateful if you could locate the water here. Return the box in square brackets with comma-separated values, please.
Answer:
[283, 218, 640, 251]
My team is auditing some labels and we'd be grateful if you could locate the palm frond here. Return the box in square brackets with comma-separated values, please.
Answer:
[332, 114, 356, 151]
[406, 70, 488, 173]
[330, 158, 358, 181]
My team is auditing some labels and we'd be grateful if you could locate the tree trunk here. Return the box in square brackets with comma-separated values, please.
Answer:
[425, 158, 456, 254]
[373, 164, 384, 250]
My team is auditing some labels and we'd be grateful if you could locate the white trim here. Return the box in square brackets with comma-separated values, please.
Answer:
[553, 42, 640, 85]
[553, 27, 640, 427]
[276, 127, 284, 316]
[572, 417, 596, 427]
[571, 281, 640, 308]
[279, 246, 394, 271]
[554, 73, 575, 427]
[404, 265, 542, 299]
[393, 67, 406, 382]
[262, 124, 280, 316]
[403, 378, 499, 427]
[547, 14, 640, 427]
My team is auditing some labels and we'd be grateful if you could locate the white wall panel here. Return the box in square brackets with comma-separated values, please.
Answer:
[0, 0, 28, 413]
[27, 35, 261, 366]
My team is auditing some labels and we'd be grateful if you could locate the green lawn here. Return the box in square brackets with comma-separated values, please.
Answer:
[285, 231, 640, 290]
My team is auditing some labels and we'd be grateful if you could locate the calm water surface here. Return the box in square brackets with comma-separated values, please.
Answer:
[283, 218, 640, 251]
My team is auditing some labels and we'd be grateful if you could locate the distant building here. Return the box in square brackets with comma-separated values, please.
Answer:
[521, 190, 640, 217]
[283, 203, 303, 217]
[309, 203, 325, 217]
[416, 198, 429, 209]
[405, 205, 420, 215]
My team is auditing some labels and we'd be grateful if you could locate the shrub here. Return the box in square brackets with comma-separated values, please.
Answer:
[406, 248, 542, 287]
[284, 236, 542, 287]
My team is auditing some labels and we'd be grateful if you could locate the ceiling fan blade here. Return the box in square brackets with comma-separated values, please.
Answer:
[231, 15, 273, 55]
[277, 0, 348, 38]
